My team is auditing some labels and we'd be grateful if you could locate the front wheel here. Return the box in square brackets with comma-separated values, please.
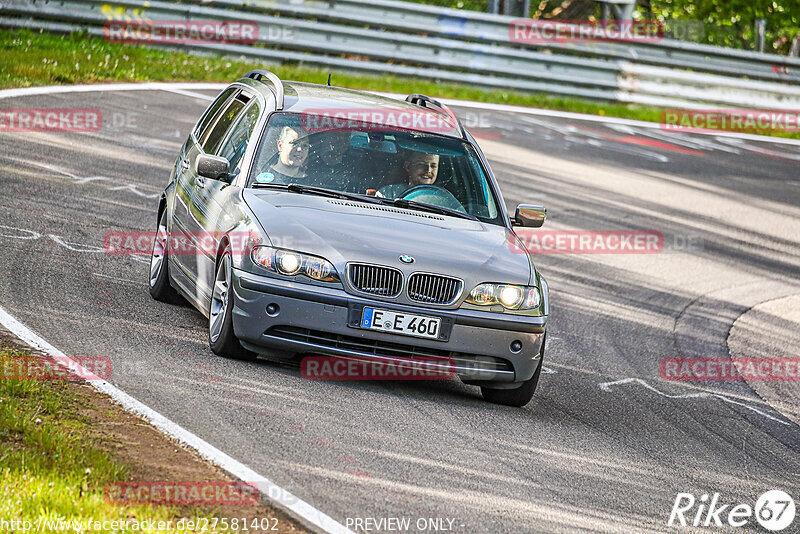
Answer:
[481, 334, 545, 407]
[209, 250, 256, 360]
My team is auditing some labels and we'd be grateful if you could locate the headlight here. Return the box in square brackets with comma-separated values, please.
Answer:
[465, 283, 540, 310]
[251, 246, 339, 282]
[276, 250, 302, 275]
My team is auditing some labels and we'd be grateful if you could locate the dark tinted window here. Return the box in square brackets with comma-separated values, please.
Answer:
[216, 102, 261, 173]
[194, 87, 236, 141]
[201, 97, 246, 154]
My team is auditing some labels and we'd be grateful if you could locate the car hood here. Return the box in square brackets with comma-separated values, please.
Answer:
[243, 190, 533, 287]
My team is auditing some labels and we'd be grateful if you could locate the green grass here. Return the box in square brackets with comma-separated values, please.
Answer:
[0, 28, 659, 121]
[0, 349, 226, 533]
[1, 28, 796, 139]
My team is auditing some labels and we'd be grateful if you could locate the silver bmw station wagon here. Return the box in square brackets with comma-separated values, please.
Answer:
[149, 69, 549, 406]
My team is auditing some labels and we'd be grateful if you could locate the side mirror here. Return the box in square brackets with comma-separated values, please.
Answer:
[196, 154, 230, 182]
[513, 204, 546, 227]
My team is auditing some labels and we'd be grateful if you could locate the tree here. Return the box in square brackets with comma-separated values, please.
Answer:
[639, 0, 800, 53]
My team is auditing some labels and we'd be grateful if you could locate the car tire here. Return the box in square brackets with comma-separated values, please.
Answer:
[149, 210, 182, 304]
[209, 248, 257, 361]
[481, 334, 546, 407]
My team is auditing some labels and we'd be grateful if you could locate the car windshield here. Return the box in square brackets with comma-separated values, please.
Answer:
[246, 112, 502, 224]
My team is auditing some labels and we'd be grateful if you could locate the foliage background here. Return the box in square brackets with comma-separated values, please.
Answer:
[409, 0, 800, 54]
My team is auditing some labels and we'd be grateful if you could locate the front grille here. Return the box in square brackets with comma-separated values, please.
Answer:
[269, 326, 451, 359]
[348, 263, 403, 297]
[407, 273, 463, 304]
[265, 326, 514, 374]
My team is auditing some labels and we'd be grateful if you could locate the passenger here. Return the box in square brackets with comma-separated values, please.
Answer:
[375, 150, 439, 199]
[254, 126, 308, 184]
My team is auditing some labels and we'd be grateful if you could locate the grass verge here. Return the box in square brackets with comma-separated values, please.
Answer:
[1, 28, 658, 121]
[0, 341, 303, 533]
[1, 28, 796, 139]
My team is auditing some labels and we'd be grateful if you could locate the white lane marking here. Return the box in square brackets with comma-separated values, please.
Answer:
[160, 87, 216, 101]
[0, 82, 226, 99]
[2, 157, 160, 199]
[48, 234, 104, 253]
[604, 123, 742, 154]
[0, 222, 150, 264]
[0, 225, 41, 239]
[598, 378, 791, 425]
[107, 184, 161, 199]
[541, 366, 556, 374]
[92, 272, 142, 284]
[0, 303, 354, 534]
[0, 83, 797, 146]
[373, 92, 800, 146]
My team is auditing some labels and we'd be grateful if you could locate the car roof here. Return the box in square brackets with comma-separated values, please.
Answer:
[237, 78, 464, 139]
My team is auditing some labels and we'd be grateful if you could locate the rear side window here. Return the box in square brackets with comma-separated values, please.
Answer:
[194, 87, 236, 141]
[216, 102, 262, 173]
[201, 95, 248, 154]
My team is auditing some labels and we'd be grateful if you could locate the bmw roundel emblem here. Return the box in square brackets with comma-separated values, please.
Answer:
[399, 255, 414, 264]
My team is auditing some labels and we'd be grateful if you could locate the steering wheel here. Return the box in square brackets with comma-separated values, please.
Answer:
[398, 184, 467, 213]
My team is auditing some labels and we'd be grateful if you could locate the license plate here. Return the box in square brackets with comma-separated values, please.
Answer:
[360, 307, 442, 340]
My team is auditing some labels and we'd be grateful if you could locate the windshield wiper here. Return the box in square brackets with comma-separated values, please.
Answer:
[250, 182, 289, 189]
[251, 183, 477, 220]
[251, 182, 383, 204]
[391, 198, 478, 221]
[289, 184, 386, 204]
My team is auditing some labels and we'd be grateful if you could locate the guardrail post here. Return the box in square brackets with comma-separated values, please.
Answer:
[791, 35, 800, 57]
[755, 19, 766, 53]
[596, 0, 636, 21]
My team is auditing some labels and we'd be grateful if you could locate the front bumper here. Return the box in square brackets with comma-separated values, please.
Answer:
[231, 269, 547, 383]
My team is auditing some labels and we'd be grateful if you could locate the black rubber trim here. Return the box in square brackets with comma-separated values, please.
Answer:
[238, 274, 547, 333]
[239, 275, 348, 306]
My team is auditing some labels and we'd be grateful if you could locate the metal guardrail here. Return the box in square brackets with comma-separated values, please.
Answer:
[185, 0, 800, 84]
[2, 0, 799, 108]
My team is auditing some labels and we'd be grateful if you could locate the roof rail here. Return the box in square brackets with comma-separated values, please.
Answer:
[244, 69, 285, 110]
[405, 94, 465, 138]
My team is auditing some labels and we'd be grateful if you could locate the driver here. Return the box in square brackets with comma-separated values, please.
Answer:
[376, 150, 439, 198]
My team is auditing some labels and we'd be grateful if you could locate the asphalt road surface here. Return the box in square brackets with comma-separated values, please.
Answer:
[1, 86, 799, 533]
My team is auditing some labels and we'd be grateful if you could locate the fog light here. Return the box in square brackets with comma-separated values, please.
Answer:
[510, 340, 523, 353]
[266, 303, 280, 316]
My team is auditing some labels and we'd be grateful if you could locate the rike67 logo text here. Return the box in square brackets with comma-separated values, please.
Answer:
[669, 490, 795, 531]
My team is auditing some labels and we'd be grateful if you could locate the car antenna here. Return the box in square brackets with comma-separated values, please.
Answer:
[327, 73, 332, 86]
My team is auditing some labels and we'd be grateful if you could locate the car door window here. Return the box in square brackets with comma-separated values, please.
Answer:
[216, 101, 261, 174]
[201, 93, 249, 155]
[194, 87, 236, 141]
